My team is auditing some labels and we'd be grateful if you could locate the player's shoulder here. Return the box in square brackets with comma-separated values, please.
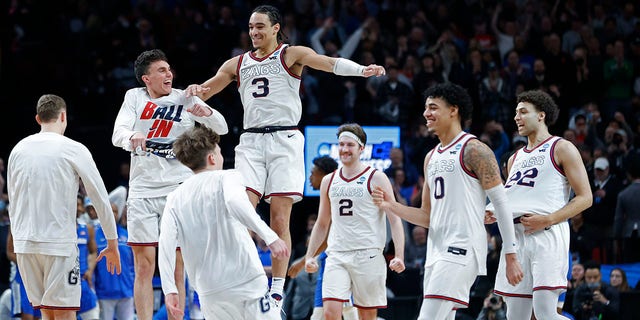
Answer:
[552, 137, 581, 164]
[283, 44, 314, 57]
[463, 137, 493, 158]
[124, 87, 146, 98]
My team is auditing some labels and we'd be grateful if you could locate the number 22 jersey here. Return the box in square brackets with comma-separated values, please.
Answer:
[504, 136, 571, 216]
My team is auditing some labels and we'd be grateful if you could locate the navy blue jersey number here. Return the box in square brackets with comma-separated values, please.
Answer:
[505, 168, 538, 188]
[339, 199, 353, 216]
[433, 176, 445, 199]
[252, 77, 269, 98]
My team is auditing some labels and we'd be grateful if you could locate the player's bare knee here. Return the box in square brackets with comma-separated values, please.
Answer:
[134, 257, 155, 278]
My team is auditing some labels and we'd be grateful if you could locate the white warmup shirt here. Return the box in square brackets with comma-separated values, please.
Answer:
[426, 132, 488, 275]
[8, 132, 117, 256]
[326, 167, 387, 252]
[112, 88, 228, 199]
[237, 43, 302, 128]
[158, 170, 278, 300]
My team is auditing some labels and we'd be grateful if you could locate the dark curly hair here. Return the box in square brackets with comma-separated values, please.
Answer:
[312, 155, 338, 175]
[516, 90, 559, 126]
[423, 83, 473, 126]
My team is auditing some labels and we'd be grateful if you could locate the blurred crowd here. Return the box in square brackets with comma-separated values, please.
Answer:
[2, 0, 640, 319]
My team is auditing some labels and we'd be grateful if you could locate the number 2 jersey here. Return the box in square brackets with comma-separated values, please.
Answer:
[326, 167, 387, 253]
[504, 136, 571, 216]
[237, 43, 302, 128]
[426, 132, 487, 275]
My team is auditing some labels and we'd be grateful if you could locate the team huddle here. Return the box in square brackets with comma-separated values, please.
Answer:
[6, 4, 591, 320]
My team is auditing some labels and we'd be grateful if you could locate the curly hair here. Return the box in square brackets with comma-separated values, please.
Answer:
[423, 83, 473, 126]
[312, 155, 338, 175]
[516, 90, 559, 126]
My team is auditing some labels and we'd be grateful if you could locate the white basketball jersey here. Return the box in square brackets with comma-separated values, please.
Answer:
[426, 132, 487, 274]
[505, 136, 571, 216]
[237, 44, 302, 128]
[326, 167, 387, 252]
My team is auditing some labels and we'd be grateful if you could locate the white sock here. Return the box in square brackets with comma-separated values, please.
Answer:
[270, 277, 285, 298]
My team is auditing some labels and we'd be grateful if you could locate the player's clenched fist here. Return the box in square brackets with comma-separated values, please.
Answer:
[305, 257, 319, 274]
[268, 238, 290, 260]
[388, 257, 405, 273]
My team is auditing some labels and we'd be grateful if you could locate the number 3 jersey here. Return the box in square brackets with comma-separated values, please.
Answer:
[326, 167, 387, 253]
[504, 136, 571, 216]
[237, 43, 302, 129]
[426, 132, 487, 275]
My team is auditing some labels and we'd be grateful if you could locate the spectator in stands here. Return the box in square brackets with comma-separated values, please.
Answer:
[569, 212, 597, 265]
[583, 157, 625, 262]
[603, 40, 634, 120]
[572, 262, 620, 320]
[564, 262, 585, 315]
[608, 268, 631, 293]
[404, 226, 427, 271]
[384, 147, 419, 187]
[614, 152, 640, 263]
[478, 61, 513, 129]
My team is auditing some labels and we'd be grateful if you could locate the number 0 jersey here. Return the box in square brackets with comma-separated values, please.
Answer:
[426, 132, 487, 275]
[505, 136, 571, 216]
[326, 167, 387, 252]
[237, 43, 302, 129]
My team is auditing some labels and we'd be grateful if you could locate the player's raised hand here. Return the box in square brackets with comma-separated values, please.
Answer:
[363, 64, 386, 77]
[186, 104, 213, 117]
[389, 257, 405, 273]
[185, 84, 211, 97]
[305, 257, 319, 274]
[268, 238, 290, 260]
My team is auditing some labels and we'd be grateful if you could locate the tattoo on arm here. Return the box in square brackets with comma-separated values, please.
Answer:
[463, 140, 502, 188]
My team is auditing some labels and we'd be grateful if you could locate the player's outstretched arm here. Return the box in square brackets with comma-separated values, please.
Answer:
[373, 152, 432, 228]
[185, 55, 240, 101]
[287, 46, 385, 77]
